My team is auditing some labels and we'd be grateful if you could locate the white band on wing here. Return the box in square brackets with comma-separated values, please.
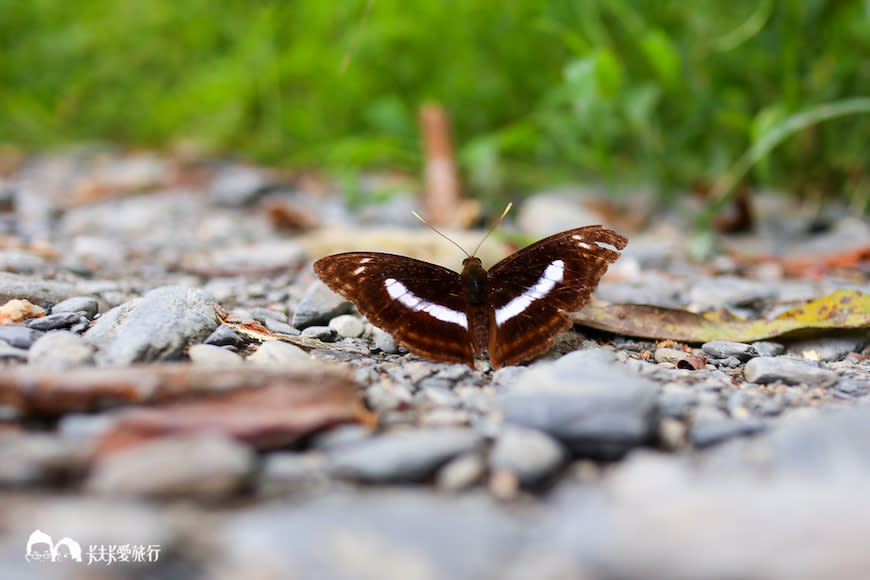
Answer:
[385, 278, 469, 329]
[494, 259, 564, 326]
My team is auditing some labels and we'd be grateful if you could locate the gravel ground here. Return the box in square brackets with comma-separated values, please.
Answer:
[1, 150, 870, 579]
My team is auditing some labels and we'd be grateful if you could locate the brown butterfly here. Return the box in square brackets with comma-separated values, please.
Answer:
[314, 212, 627, 369]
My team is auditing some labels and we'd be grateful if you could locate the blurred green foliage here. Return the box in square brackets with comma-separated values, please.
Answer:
[2, 0, 870, 207]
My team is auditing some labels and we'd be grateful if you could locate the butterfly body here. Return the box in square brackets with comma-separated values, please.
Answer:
[314, 226, 628, 369]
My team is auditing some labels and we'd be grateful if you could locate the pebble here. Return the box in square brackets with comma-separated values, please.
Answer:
[0, 342, 29, 362]
[84, 286, 218, 366]
[689, 276, 778, 311]
[246, 340, 310, 366]
[0, 432, 89, 486]
[702, 341, 758, 362]
[328, 314, 364, 338]
[326, 427, 484, 482]
[87, 433, 255, 499]
[751, 341, 784, 357]
[0, 249, 46, 273]
[209, 164, 270, 206]
[786, 335, 868, 361]
[51, 295, 100, 319]
[263, 317, 300, 336]
[654, 347, 689, 365]
[27, 330, 95, 368]
[291, 279, 352, 329]
[0, 325, 44, 349]
[374, 330, 400, 354]
[489, 427, 566, 486]
[300, 325, 336, 341]
[743, 356, 839, 388]
[27, 311, 90, 332]
[498, 350, 659, 460]
[203, 324, 249, 347]
[0, 272, 85, 305]
[436, 451, 487, 491]
[258, 451, 328, 497]
[189, 343, 246, 366]
[690, 418, 767, 447]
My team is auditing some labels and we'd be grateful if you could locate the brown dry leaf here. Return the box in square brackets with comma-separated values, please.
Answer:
[0, 299, 45, 325]
[94, 374, 372, 456]
[573, 289, 870, 343]
[0, 364, 364, 417]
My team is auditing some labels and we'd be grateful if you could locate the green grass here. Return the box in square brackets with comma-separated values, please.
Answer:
[2, 0, 870, 210]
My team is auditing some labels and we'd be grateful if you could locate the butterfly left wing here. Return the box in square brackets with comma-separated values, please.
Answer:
[313, 252, 476, 366]
[486, 226, 628, 368]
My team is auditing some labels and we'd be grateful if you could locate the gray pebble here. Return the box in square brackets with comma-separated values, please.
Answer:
[84, 286, 218, 366]
[328, 314, 364, 338]
[292, 279, 352, 329]
[689, 277, 778, 311]
[0, 249, 46, 274]
[209, 164, 269, 206]
[300, 325, 337, 341]
[499, 350, 659, 460]
[0, 432, 89, 486]
[374, 330, 399, 354]
[702, 341, 758, 362]
[489, 427, 566, 486]
[247, 340, 310, 366]
[436, 451, 487, 491]
[87, 433, 255, 499]
[258, 452, 328, 497]
[786, 335, 868, 362]
[188, 343, 245, 366]
[27, 311, 90, 332]
[264, 317, 300, 336]
[327, 427, 484, 482]
[835, 379, 870, 398]
[657, 391, 696, 418]
[743, 356, 839, 388]
[0, 272, 84, 306]
[51, 296, 99, 319]
[0, 325, 44, 349]
[751, 341, 784, 357]
[308, 424, 372, 450]
[0, 342, 28, 362]
[248, 307, 288, 324]
[28, 330, 95, 369]
[690, 418, 767, 447]
[204, 324, 248, 347]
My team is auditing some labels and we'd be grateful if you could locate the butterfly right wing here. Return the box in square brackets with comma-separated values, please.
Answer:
[313, 252, 475, 366]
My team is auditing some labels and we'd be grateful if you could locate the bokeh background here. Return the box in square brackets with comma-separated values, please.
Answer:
[3, 0, 870, 211]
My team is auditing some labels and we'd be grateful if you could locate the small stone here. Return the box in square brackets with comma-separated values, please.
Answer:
[263, 318, 300, 336]
[0, 325, 44, 349]
[658, 417, 688, 450]
[209, 164, 269, 206]
[51, 296, 99, 319]
[751, 341, 784, 357]
[247, 340, 310, 366]
[654, 347, 689, 365]
[0, 249, 46, 274]
[328, 314, 364, 338]
[291, 279, 352, 329]
[84, 286, 218, 366]
[204, 324, 248, 348]
[374, 330, 399, 354]
[436, 451, 486, 491]
[744, 356, 839, 388]
[248, 307, 288, 324]
[258, 452, 328, 497]
[326, 427, 483, 483]
[28, 330, 95, 369]
[0, 298, 45, 324]
[702, 341, 758, 362]
[0, 272, 84, 306]
[0, 342, 28, 362]
[657, 390, 696, 418]
[308, 424, 372, 450]
[87, 433, 255, 499]
[690, 418, 766, 447]
[189, 343, 245, 366]
[489, 427, 566, 486]
[0, 432, 89, 486]
[787, 335, 868, 362]
[300, 326, 337, 341]
[27, 311, 90, 332]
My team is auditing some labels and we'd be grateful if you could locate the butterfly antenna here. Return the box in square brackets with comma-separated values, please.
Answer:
[412, 210, 470, 258]
[470, 202, 512, 257]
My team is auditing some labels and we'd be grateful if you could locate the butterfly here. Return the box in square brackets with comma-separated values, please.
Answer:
[314, 217, 627, 369]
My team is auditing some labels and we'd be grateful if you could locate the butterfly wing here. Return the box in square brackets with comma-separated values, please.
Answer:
[313, 252, 475, 366]
[486, 226, 628, 368]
